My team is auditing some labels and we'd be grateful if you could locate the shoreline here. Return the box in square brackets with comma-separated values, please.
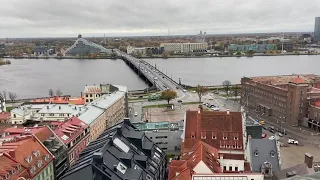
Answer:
[3, 53, 320, 60]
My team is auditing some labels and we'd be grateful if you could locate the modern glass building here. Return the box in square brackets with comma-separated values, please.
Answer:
[228, 44, 276, 52]
[314, 17, 320, 42]
[65, 34, 111, 56]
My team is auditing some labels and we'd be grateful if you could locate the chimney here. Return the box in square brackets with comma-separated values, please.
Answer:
[227, 110, 230, 114]
[305, 153, 314, 168]
[93, 152, 103, 169]
[198, 105, 203, 114]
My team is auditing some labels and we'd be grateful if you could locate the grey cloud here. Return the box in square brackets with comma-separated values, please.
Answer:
[0, 0, 319, 37]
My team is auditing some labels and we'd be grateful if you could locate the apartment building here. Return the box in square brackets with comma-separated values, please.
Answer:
[53, 117, 90, 167]
[169, 107, 263, 180]
[0, 153, 29, 179]
[79, 91, 126, 141]
[241, 74, 320, 126]
[160, 42, 208, 53]
[60, 118, 167, 180]
[133, 120, 184, 153]
[37, 104, 84, 121]
[2, 125, 69, 179]
[307, 99, 320, 131]
[0, 135, 55, 180]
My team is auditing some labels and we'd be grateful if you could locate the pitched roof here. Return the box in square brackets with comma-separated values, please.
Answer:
[77, 105, 104, 125]
[31, 97, 85, 105]
[182, 110, 244, 152]
[0, 136, 54, 178]
[38, 104, 84, 115]
[53, 117, 88, 144]
[273, 163, 315, 180]
[249, 139, 280, 172]
[169, 141, 222, 180]
[0, 112, 10, 121]
[0, 153, 29, 179]
[250, 74, 318, 85]
[4, 126, 53, 142]
[61, 118, 166, 180]
[292, 76, 305, 84]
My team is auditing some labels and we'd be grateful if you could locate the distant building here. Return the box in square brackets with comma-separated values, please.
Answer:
[0, 135, 55, 180]
[306, 99, 320, 131]
[60, 118, 167, 180]
[53, 117, 90, 166]
[79, 89, 126, 141]
[314, 17, 320, 42]
[65, 34, 111, 56]
[2, 125, 69, 179]
[33, 46, 56, 56]
[228, 44, 276, 52]
[83, 84, 125, 103]
[241, 74, 320, 126]
[160, 42, 208, 53]
[133, 120, 184, 153]
[37, 104, 84, 122]
[246, 139, 281, 178]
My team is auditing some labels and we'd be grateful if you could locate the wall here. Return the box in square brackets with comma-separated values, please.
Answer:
[89, 113, 105, 141]
[193, 161, 213, 174]
[144, 130, 183, 152]
[10, 112, 25, 124]
[68, 134, 90, 166]
[192, 174, 264, 180]
[218, 158, 245, 172]
[34, 162, 54, 180]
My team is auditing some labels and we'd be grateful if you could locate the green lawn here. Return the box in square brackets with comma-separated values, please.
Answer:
[142, 104, 169, 108]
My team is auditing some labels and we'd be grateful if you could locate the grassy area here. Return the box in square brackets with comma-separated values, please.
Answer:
[181, 101, 201, 105]
[5, 106, 15, 112]
[128, 97, 149, 101]
[142, 104, 169, 108]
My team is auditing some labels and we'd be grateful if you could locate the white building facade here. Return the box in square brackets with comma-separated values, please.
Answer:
[160, 42, 208, 53]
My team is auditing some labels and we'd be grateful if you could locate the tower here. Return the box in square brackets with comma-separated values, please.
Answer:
[0, 94, 6, 112]
[314, 17, 320, 42]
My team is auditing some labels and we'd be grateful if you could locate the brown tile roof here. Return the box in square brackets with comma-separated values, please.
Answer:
[0, 135, 54, 178]
[0, 112, 10, 122]
[250, 74, 318, 85]
[0, 153, 29, 179]
[4, 126, 53, 142]
[182, 110, 244, 152]
[31, 96, 85, 105]
[273, 163, 315, 180]
[169, 141, 222, 180]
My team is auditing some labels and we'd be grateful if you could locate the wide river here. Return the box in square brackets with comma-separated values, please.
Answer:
[0, 55, 318, 98]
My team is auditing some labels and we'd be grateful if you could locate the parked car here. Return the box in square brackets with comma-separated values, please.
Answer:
[177, 100, 182, 103]
[183, 89, 187, 92]
[134, 112, 138, 116]
[269, 136, 275, 140]
[288, 139, 299, 145]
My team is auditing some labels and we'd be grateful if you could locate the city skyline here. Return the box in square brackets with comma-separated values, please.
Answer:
[0, 0, 320, 38]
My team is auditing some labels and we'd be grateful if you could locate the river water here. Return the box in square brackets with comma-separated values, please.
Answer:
[0, 55, 318, 98]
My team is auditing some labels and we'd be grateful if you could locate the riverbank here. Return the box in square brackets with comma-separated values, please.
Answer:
[3, 53, 320, 60]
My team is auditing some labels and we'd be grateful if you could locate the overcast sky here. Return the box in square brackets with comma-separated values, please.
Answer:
[0, 0, 319, 38]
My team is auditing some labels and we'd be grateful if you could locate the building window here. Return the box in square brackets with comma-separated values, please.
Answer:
[223, 137, 227, 140]
[234, 137, 238, 140]
[229, 166, 232, 171]
[235, 166, 238, 171]
[201, 132, 206, 139]
[223, 166, 226, 171]
[13, 114, 16, 118]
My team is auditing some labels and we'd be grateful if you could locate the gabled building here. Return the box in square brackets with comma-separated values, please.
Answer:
[2, 125, 69, 179]
[0, 153, 29, 179]
[37, 104, 84, 122]
[60, 118, 167, 180]
[0, 135, 55, 180]
[246, 139, 281, 178]
[53, 117, 90, 166]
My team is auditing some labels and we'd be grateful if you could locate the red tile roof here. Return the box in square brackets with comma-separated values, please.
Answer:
[219, 153, 245, 160]
[0, 112, 10, 122]
[292, 76, 305, 84]
[0, 153, 29, 179]
[31, 96, 85, 105]
[3, 126, 53, 142]
[182, 110, 244, 152]
[0, 135, 54, 178]
[169, 141, 222, 180]
[53, 117, 88, 144]
[251, 74, 318, 85]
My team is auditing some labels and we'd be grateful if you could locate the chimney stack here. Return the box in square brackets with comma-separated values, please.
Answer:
[93, 152, 103, 169]
[227, 110, 230, 115]
[305, 153, 314, 168]
[198, 105, 203, 114]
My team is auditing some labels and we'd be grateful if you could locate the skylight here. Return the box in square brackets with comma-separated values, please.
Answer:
[113, 137, 130, 153]
[116, 162, 127, 174]
[61, 135, 69, 140]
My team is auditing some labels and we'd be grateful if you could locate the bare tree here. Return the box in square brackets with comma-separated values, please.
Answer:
[222, 80, 231, 99]
[49, 89, 54, 97]
[233, 85, 239, 102]
[56, 89, 63, 96]
[8, 92, 17, 102]
[195, 85, 208, 103]
[2, 90, 7, 100]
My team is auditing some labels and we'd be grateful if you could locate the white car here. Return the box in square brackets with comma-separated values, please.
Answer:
[211, 107, 220, 111]
[134, 112, 138, 116]
[183, 89, 187, 92]
[288, 139, 299, 145]
[154, 77, 158, 80]
[269, 136, 275, 140]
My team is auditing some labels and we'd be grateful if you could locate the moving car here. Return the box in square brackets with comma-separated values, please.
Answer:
[154, 77, 158, 80]
[134, 112, 138, 116]
[177, 100, 182, 103]
[183, 89, 187, 92]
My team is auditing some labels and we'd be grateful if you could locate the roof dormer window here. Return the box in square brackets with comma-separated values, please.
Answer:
[25, 156, 32, 163]
[223, 137, 227, 140]
[234, 137, 238, 140]
[254, 150, 259, 157]
[32, 150, 40, 157]
[191, 132, 195, 139]
[201, 132, 206, 139]
[270, 151, 275, 158]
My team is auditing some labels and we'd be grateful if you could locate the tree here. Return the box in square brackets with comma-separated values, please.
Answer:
[2, 90, 7, 100]
[161, 90, 177, 104]
[161, 51, 169, 59]
[147, 49, 153, 56]
[49, 89, 54, 97]
[233, 85, 239, 101]
[136, 51, 142, 58]
[236, 51, 241, 56]
[56, 89, 63, 96]
[222, 80, 231, 99]
[195, 85, 208, 103]
[8, 92, 17, 102]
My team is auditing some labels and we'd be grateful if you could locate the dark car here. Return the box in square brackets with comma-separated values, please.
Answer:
[177, 100, 182, 103]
